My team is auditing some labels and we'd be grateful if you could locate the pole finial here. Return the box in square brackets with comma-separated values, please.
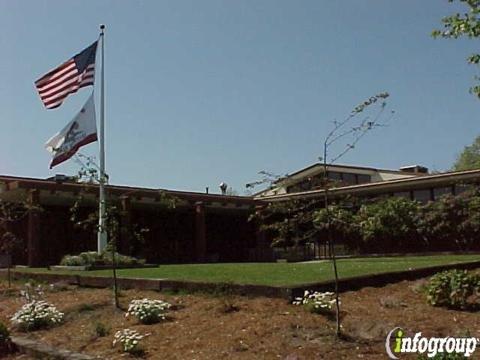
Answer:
[100, 24, 105, 32]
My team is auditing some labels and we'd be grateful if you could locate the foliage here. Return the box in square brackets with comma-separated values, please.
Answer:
[292, 290, 338, 316]
[94, 321, 110, 337]
[0, 199, 40, 278]
[452, 135, 480, 171]
[418, 188, 480, 251]
[11, 300, 64, 331]
[126, 298, 171, 324]
[357, 197, 421, 252]
[433, 0, 480, 98]
[313, 204, 359, 250]
[60, 251, 146, 267]
[113, 328, 146, 354]
[0, 320, 10, 344]
[425, 269, 480, 309]
[20, 282, 45, 302]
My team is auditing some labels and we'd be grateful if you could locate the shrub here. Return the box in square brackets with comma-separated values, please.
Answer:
[313, 205, 359, 251]
[0, 320, 14, 354]
[59, 255, 85, 266]
[293, 290, 338, 316]
[113, 328, 145, 354]
[126, 298, 171, 324]
[11, 300, 64, 331]
[60, 251, 145, 267]
[418, 189, 480, 251]
[94, 322, 110, 337]
[79, 251, 101, 265]
[425, 270, 480, 309]
[0, 320, 10, 344]
[357, 197, 421, 252]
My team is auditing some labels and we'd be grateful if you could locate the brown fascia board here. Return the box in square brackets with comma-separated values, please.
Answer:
[274, 163, 417, 185]
[0, 175, 256, 207]
[258, 169, 480, 202]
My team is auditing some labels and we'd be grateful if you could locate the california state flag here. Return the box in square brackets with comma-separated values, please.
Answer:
[45, 92, 97, 168]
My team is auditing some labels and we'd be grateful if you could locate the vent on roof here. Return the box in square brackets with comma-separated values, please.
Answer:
[46, 174, 75, 183]
[399, 165, 429, 174]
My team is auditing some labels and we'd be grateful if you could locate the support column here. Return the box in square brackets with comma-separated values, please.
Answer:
[195, 202, 206, 262]
[120, 196, 131, 255]
[27, 189, 42, 267]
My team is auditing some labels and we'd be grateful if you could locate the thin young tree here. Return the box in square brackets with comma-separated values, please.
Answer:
[71, 154, 176, 308]
[247, 93, 394, 337]
[321, 92, 393, 336]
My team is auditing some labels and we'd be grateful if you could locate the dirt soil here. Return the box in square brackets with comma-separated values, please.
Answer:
[0, 276, 479, 360]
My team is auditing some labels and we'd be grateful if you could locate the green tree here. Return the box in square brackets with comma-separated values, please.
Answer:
[357, 197, 421, 253]
[433, 0, 480, 97]
[453, 134, 480, 170]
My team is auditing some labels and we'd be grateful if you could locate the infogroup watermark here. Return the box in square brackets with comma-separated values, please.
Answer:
[385, 327, 479, 359]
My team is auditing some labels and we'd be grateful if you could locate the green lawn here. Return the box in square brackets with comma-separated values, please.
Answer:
[15, 254, 480, 287]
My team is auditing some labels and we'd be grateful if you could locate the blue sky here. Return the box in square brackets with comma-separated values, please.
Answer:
[0, 0, 479, 194]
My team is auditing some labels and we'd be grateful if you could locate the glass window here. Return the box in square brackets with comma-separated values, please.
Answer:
[357, 174, 371, 184]
[433, 187, 452, 200]
[455, 184, 474, 195]
[328, 172, 342, 181]
[342, 173, 357, 185]
[394, 191, 411, 199]
[413, 189, 432, 204]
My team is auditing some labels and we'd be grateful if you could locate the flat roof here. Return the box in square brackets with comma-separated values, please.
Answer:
[0, 175, 256, 207]
[256, 168, 480, 201]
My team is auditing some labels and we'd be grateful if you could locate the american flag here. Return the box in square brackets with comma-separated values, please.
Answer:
[35, 41, 98, 109]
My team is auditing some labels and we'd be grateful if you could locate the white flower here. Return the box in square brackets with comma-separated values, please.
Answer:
[113, 328, 147, 353]
[125, 298, 171, 324]
[11, 300, 63, 331]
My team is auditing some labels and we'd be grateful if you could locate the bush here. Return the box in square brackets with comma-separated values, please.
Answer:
[418, 189, 480, 251]
[94, 322, 110, 337]
[0, 320, 10, 344]
[313, 205, 359, 251]
[79, 251, 101, 264]
[11, 300, 64, 331]
[59, 255, 84, 266]
[60, 251, 145, 267]
[293, 290, 338, 316]
[357, 197, 421, 252]
[425, 270, 480, 309]
[113, 328, 145, 354]
[0, 320, 14, 354]
[126, 298, 171, 324]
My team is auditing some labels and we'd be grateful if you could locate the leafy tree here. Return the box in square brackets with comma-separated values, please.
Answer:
[313, 204, 360, 251]
[452, 134, 480, 170]
[433, 0, 480, 97]
[357, 197, 421, 253]
[0, 200, 41, 287]
[418, 187, 480, 250]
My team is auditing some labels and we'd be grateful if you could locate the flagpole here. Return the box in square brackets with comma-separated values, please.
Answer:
[98, 24, 107, 253]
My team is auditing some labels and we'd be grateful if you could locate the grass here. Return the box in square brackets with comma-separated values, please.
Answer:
[13, 254, 480, 287]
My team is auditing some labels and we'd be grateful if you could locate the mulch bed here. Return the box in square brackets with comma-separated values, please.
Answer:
[0, 275, 479, 359]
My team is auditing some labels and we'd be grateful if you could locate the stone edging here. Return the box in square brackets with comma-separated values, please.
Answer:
[1, 260, 480, 300]
[11, 336, 96, 360]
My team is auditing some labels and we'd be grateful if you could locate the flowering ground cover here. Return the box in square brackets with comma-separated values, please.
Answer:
[1, 273, 480, 359]
[14, 254, 480, 286]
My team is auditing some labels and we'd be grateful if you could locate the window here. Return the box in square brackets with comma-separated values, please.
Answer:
[455, 183, 474, 195]
[342, 173, 357, 185]
[357, 174, 371, 184]
[433, 186, 452, 200]
[413, 189, 432, 203]
[394, 191, 411, 199]
[328, 172, 342, 181]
